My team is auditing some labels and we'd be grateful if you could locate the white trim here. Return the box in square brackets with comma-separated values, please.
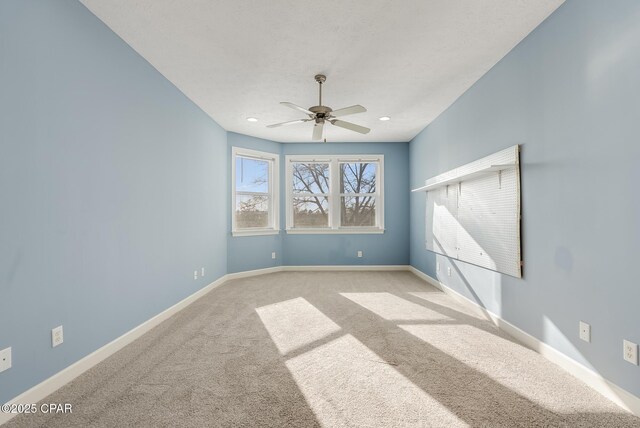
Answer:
[407, 266, 446, 291]
[231, 229, 280, 237]
[281, 265, 407, 272]
[225, 266, 283, 280]
[3, 265, 637, 426]
[231, 147, 278, 162]
[0, 275, 229, 426]
[285, 228, 385, 235]
[231, 146, 280, 236]
[285, 154, 385, 233]
[407, 266, 640, 417]
[236, 191, 270, 197]
[227, 265, 408, 278]
[411, 164, 517, 193]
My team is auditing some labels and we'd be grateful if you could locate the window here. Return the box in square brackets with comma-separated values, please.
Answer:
[340, 162, 377, 227]
[232, 147, 279, 236]
[291, 162, 330, 228]
[286, 155, 384, 234]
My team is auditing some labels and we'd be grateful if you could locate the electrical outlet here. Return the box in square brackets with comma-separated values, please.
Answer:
[272, 252, 276, 259]
[52, 326, 63, 347]
[193, 270, 198, 280]
[623, 340, 638, 365]
[0, 347, 11, 373]
[201, 267, 205, 277]
[357, 251, 363, 258]
[447, 266, 452, 277]
[579, 321, 591, 343]
[436, 261, 440, 272]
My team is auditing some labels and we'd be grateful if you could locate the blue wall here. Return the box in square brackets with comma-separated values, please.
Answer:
[282, 143, 409, 266]
[228, 134, 410, 271]
[410, 0, 640, 397]
[5, 0, 636, 409]
[0, 1, 228, 404]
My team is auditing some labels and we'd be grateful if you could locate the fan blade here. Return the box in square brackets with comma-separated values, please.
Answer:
[330, 119, 370, 134]
[331, 104, 366, 117]
[266, 119, 310, 128]
[281, 102, 313, 116]
[312, 121, 324, 140]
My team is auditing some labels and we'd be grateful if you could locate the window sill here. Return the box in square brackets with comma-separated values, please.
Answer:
[232, 229, 280, 237]
[285, 228, 385, 235]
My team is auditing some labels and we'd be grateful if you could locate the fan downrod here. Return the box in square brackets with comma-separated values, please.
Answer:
[311, 74, 331, 116]
[314, 74, 327, 107]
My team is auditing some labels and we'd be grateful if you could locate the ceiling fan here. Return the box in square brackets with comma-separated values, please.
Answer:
[267, 74, 370, 141]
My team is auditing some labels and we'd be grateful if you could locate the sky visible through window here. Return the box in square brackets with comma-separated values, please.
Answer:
[236, 157, 268, 193]
[235, 156, 271, 229]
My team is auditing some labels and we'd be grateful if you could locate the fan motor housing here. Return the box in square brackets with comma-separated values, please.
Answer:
[309, 105, 332, 118]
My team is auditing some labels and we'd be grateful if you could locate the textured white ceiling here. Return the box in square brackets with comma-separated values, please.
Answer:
[80, 0, 564, 143]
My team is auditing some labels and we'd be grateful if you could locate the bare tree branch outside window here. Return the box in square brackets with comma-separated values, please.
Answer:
[292, 163, 330, 227]
[340, 162, 376, 227]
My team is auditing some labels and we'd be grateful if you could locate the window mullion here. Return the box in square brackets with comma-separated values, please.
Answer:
[330, 159, 340, 229]
[236, 191, 269, 196]
[267, 161, 273, 228]
[286, 160, 292, 229]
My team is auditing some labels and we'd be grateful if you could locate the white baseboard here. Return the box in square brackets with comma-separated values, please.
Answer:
[1, 263, 410, 425]
[0, 275, 228, 426]
[282, 265, 409, 272]
[407, 266, 640, 417]
[226, 266, 283, 280]
[4, 264, 638, 426]
[225, 264, 409, 280]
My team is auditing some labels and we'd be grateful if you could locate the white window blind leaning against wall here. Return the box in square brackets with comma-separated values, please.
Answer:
[417, 145, 522, 278]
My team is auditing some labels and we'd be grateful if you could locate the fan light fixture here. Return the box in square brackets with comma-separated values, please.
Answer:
[378, 116, 391, 121]
[267, 74, 370, 141]
[246, 117, 258, 122]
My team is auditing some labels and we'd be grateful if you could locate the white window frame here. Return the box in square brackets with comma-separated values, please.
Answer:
[285, 154, 384, 234]
[231, 147, 280, 237]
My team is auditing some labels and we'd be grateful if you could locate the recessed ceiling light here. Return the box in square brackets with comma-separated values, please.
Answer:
[378, 116, 391, 121]
[246, 117, 258, 122]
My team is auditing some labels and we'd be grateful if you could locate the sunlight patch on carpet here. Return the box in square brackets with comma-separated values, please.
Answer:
[285, 334, 465, 427]
[399, 323, 615, 413]
[256, 297, 341, 355]
[341, 292, 452, 321]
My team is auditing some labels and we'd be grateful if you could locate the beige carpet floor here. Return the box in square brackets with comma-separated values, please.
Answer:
[5, 271, 640, 427]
